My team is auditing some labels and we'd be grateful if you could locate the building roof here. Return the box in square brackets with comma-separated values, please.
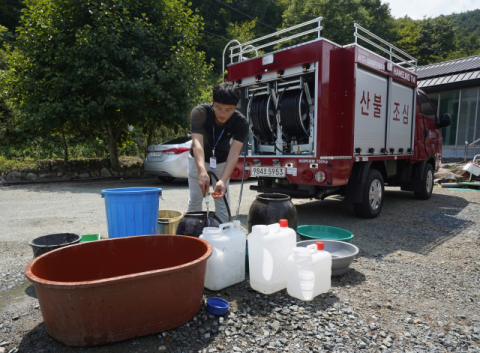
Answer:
[417, 54, 480, 90]
[417, 55, 480, 79]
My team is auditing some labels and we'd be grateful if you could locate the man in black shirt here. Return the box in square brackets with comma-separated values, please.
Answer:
[188, 83, 249, 223]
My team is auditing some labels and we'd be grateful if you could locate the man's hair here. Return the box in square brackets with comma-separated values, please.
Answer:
[212, 82, 241, 106]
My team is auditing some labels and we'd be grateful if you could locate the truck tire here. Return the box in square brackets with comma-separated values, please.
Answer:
[353, 169, 384, 219]
[414, 163, 434, 200]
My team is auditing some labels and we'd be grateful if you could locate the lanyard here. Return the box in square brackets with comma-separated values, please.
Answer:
[212, 126, 224, 157]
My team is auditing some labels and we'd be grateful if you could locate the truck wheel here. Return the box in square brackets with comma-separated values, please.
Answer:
[414, 163, 434, 200]
[353, 169, 384, 219]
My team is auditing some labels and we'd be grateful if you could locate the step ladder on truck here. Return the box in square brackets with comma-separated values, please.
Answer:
[224, 18, 452, 218]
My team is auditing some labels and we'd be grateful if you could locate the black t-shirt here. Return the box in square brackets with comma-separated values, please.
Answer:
[190, 103, 249, 164]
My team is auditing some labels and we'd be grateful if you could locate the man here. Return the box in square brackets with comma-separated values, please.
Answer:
[188, 82, 249, 224]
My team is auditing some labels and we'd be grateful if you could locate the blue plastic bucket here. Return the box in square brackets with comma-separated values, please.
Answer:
[101, 187, 162, 238]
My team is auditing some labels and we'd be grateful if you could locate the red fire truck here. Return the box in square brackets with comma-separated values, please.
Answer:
[227, 18, 451, 218]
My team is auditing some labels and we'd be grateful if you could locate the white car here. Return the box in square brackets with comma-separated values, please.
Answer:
[144, 135, 192, 182]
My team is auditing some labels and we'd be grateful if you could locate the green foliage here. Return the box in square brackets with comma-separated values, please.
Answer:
[393, 17, 420, 59]
[190, 0, 285, 73]
[447, 9, 480, 37]
[0, 0, 25, 31]
[0, 155, 37, 173]
[444, 27, 480, 60]
[392, 15, 480, 66]
[1, 0, 211, 168]
[282, 0, 394, 46]
[417, 17, 456, 64]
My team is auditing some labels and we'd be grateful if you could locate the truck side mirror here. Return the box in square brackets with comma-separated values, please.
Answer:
[437, 113, 451, 129]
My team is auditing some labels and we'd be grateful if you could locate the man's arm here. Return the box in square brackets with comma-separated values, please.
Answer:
[212, 140, 244, 199]
[191, 132, 210, 197]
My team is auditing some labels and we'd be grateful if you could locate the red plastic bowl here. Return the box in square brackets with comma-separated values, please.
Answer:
[25, 235, 212, 346]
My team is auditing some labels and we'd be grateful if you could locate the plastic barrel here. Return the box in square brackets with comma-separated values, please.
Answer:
[101, 187, 162, 238]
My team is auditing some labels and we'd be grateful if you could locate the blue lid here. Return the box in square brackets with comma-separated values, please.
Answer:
[206, 297, 230, 315]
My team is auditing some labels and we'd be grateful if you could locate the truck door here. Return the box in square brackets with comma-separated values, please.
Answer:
[418, 92, 442, 167]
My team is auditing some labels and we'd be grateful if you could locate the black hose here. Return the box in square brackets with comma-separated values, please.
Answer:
[207, 171, 231, 222]
[250, 91, 284, 155]
[278, 89, 311, 141]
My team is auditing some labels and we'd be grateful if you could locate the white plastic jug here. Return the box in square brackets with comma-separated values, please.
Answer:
[200, 220, 246, 291]
[287, 242, 331, 301]
[248, 219, 297, 294]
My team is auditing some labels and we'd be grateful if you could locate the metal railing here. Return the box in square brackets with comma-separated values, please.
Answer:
[464, 138, 480, 162]
[354, 23, 417, 72]
[222, 17, 322, 82]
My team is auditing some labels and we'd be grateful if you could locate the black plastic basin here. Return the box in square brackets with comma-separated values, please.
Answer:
[29, 233, 81, 258]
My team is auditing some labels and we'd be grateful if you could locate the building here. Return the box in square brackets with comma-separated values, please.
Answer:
[417, 54, 480, 159]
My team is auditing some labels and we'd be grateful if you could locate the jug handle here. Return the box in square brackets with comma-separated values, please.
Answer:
[219, 222, 234, 230]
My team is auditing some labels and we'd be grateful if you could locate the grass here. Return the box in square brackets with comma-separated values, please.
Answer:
[0, 156, 41, 174]
[0, 156, 144, 175]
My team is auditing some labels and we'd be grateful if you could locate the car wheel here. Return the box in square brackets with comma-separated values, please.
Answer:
[414, 163, 434, 200]
[353, 169, 385, 219]
[158, 176, 176, 183]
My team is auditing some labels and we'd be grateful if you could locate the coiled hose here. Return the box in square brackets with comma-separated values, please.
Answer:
[278, 89, 310, 140]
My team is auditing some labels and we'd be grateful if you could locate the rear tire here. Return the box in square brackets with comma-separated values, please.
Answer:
[414, 163, 434, 200]
[158, 176, 175, 183]
[353, 169, 385, 219]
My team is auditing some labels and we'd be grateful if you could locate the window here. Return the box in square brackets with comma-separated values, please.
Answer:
[439, 90, 460, 146]
[419, 93, 436, 121]
[457, 88, 478, 146]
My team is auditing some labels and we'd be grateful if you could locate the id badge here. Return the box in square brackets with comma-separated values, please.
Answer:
[210, 157, 217, 170]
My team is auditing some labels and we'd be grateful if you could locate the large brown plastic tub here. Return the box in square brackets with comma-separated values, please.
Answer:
[24, 235, 212, 346]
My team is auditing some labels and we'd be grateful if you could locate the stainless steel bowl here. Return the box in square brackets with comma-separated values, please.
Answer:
[296, 239, 359, 276]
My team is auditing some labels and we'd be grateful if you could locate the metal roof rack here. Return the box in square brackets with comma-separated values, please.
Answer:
[222, 18, 323, 82]
[354, 23, 417, 72]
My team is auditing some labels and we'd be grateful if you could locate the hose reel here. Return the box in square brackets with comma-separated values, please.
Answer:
[248, 84, 313, 147]
[249, 94, 277, 142]
[278, 89, 311, 141]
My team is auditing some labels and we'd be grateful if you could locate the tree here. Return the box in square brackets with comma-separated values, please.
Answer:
[281, 0, 394, 46]
[440, 25, 480, 61]
[1, 0, 211, 168]
[392, 16, 457, 65]
[393, 16, 420, 59]
[417, 16, 456, 64]
[0, 0, 25, 31]
[189, 0, 286, 73]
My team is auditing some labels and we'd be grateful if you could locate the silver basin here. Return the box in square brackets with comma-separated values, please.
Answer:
[296, 240, 360, 276]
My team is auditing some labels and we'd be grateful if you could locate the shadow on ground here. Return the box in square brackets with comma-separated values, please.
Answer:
[294, 190, 473, 257]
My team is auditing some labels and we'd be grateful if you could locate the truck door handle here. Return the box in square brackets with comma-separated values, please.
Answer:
[424, 129, 428, 139]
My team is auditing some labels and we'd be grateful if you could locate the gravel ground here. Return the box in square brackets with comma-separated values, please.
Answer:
[0, 177, 479, 353]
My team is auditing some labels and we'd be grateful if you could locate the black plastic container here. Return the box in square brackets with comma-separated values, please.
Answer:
[29, 233, 81, 258]
[176, 212, 222, 238]
[247, 193, 298, 234]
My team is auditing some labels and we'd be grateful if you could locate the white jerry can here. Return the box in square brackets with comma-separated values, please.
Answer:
[287, 242, 332, 301]
[248, 219, 297, 294]
[200, 221, 246, 291]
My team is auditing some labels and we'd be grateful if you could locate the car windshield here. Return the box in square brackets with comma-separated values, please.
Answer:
[161, 135, 191, 145]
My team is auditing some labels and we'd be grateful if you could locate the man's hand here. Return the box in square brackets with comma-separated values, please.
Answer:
[212, 180, 226, 199]
[199, 171, 210, 197]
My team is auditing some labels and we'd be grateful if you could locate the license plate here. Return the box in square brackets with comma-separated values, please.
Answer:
[251, 166, 286, 178]
[150, 152, 163, 157]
